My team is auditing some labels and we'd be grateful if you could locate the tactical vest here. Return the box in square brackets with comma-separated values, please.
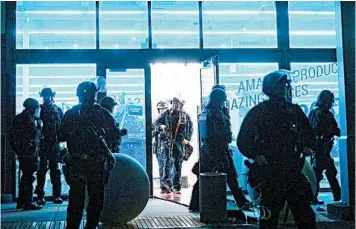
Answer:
[41, 104, 61, 141]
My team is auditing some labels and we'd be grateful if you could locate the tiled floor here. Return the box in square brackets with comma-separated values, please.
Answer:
[1, 192, 351, 229]
[1, 198, 197, 222]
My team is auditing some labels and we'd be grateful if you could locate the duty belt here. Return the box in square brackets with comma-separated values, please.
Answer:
[71, 153, 106, 163]
[72, 153, 91, 160]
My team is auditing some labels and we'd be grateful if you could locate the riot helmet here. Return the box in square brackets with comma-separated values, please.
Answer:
[262, 70, 290, 99]
[39, 87, 55, 104]
[156, 101, 169, 114]
[208, 88, 227, 110]
[212, 84, 229, 109]
[76, 81, 98, 104]
[209, 88, 227, 102]
[100, 96, 118, 113]
[212, 84, 226, 91]
[170, 97, 183, 111]
[316, 90, 335, 110]
[23, 98, 40, 116]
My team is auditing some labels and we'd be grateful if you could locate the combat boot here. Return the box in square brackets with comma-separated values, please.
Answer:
[53, 197, 63, 204]
[23, 203, 42, 211]
[37, 198, 46, 205]
[172, 188, 181, 194]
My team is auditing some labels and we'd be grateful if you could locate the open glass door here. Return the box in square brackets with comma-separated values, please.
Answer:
[199, 56, 219, 111]
[198, 55, 219, 151]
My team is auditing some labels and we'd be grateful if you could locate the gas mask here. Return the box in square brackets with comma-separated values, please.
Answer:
[34, 107, 41, 118]
[172, 101, 179, 111]
[43, 96, 53, 104]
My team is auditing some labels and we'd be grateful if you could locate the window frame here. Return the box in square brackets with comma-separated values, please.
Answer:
[2, 1, 340, 198]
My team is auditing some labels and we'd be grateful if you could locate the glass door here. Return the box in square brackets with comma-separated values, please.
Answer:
[198, 55, 219, 152]
[199, 56, 219, 111]
[105, 68, 147, 169]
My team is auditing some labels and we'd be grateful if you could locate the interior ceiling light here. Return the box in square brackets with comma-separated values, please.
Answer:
[16, 10, 335, 16]
[16, 30, 335, 36]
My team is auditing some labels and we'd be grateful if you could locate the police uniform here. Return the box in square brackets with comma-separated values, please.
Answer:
[35, 101, 64, 203]
[237, 71, 316, 229]
[9, 98, 42, 210]
[99, 96, 127, 153]
[308, 90, 341, 203]
[59, 82, 120, 229]
[189, 88, 249, 211]
[156, 99, 193, 193]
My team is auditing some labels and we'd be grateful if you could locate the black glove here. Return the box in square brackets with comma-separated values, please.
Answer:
[120, 128, 128, 136]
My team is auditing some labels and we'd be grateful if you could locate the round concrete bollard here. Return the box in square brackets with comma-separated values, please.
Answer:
[199, 172, 227, 223]
[85, 153, 150, 225]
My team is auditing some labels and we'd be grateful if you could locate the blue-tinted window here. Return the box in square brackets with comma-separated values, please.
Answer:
[291, 62, 340, 188]
[289, 2, 336, 48]
[16, 1, 96, 49]
[106, 69, 146, 168]
[15, 64, 97, 197]
[220, 63, 279, 190]
[202, 2, 277, 48]
[99, 1, 149, 49]
[151, 1, 199, 48]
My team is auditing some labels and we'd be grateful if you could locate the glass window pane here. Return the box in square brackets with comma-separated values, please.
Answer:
[152, 1, 199, 48]
[99, 1, 149, 49]
[289, 1, 336, 48]
[202, 2, 277, 48]
[291, 62, 340, 189]
[220, 63, 279, 190]
[15, 64, 97, 197]
[16, 1, 96, 49]
[106, 69, 146, 168]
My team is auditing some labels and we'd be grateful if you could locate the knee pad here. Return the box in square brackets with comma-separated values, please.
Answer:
[22, 174, 36, 185]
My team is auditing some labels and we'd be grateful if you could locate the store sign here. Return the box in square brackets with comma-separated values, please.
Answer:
[128, 105, 143, 116]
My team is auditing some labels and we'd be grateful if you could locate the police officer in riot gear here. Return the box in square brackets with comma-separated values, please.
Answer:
[212, 84, 230, 119]
[237, 70, 316, 229]
[9, 98, 42, 210]
[100, 96, 128, 151]
[34, 88, 64, 205]
[309, 90, 341, 204]
[100, 96, 117, 114]
[59, 81, 120, 229]
[189, 88, 251, 212]
[152, 101, 169, 193]
[156, 97, 193, 194]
